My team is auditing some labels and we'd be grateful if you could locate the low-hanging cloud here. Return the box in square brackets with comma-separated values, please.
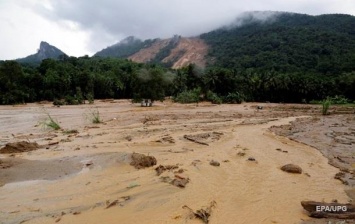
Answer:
[31, 0, 354, 53]
[1, 0, 354, 59]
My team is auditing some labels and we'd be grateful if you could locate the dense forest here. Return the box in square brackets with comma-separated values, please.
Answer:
[201, 13, 355, 74]
[0, 57, 354, 105]
[1, 12, 355, 105]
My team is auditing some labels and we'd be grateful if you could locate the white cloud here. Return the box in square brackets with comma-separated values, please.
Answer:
[0, 0, 354, 60]
[0, 0, 90, 60]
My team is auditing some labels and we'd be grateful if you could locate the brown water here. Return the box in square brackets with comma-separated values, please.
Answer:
[0, 101, 350, 224]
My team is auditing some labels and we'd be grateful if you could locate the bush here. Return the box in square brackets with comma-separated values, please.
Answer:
[53, 99, 65, 106]
[224, 92, 244, 104]
[64, 95, 79, 105]
[206, 91, 222, 104]
[322, 99, 331, 115]
[86, 93, 94, 104]
[85, 108, 102, 124]
[173, 88, 201, 104]
[328, 95, 349, 104]
[75, 87, 84, 104]
[311, 95, 350, 105]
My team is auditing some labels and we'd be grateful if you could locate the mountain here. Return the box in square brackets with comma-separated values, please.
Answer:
[94, 12, 355, 72]
[200, 12, 355, 74]
[17, 41, 67, 64]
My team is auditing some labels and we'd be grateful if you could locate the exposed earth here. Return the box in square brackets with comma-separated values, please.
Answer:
[0, 100, 354, 224]
[128, 37, 208, 68]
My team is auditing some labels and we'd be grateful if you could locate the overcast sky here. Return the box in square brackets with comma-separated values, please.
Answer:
[1, 0, 354, 60]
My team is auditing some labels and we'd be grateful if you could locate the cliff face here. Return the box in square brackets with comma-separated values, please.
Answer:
[36, 41, 65, 60]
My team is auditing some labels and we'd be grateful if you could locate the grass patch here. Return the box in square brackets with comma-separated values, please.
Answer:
[40, 112, 61, 130]
[322, 99, 331, 115]
[85, 108, 102, 124]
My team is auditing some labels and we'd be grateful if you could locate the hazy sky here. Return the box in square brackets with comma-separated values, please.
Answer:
[1, 0, 354, 60]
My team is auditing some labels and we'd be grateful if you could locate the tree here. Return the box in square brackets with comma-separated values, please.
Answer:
[132, 67, 174, 102]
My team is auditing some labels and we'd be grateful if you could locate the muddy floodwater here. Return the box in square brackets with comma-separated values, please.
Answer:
[0, 100, 354, 224]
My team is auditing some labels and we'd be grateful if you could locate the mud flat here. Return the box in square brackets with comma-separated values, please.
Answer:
[270, 115, 355, 188]
[0, 101, 353, 224]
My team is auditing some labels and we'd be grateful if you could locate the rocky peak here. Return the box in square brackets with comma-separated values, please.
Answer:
[16, 41, 66, 64]
[37, 41, 65, 60]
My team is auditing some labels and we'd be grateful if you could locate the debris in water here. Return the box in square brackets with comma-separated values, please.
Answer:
[183, 201, 217, 224]
[130, 153, 157, 169]
[0, 141, 40, 154]
[281, 164, 302, 174]
[209, 160, 220, 166]
[155, 165, 179, 176]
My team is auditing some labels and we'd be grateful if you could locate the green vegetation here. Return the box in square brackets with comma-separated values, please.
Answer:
[310, 95, 352, 105]
[201, 13, 355, 75]
[1, 13, 355, 106]
[322, 98, 332, 115]
[224, 92, 245, 104]
[94, 36, 156, 58]
[206, 91, 222, 104]
[40, 113, 61, 130]
[86, 108, 102, 124]
[173, 88, 201, 104]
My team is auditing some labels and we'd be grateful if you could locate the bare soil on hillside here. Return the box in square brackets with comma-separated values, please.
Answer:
[0, 101, 354, 224]
[129, 37, 208, 68]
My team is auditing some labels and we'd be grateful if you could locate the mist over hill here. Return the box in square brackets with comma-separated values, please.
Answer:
[200, 12, 355, 74]
[12, 12, 355, 73]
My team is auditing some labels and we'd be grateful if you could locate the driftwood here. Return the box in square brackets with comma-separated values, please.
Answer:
[301, 201, 355, 219]
[183, 135, 209, 146]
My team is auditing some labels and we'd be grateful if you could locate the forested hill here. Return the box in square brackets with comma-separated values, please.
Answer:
[94, 36, 157, 58]
[1, 12, 355, 105]
[200, 12, 355, 75]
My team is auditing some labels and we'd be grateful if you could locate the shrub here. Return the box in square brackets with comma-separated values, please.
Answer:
[328, 95, 349, 104]
[64, 95, 80, 105]
[224, 92, 244, 104]
[206, 91, 222, 104]
[322, 98, 331, 115]
[40, 113, 61, 130]
[53, 99, 65, 106]
[75, 87, 84, 104]
[173, 88, 201, 104]
[85, 108, 102, 124]
[311, 96, 350, 105]
[86, 93, 94, 104]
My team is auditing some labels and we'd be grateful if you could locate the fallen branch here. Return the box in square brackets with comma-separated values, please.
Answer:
[183, 135, 209, 146]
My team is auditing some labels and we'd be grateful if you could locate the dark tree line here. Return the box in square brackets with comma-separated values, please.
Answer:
[0, 57, 171, 104]
[0, 58, 354, 105]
